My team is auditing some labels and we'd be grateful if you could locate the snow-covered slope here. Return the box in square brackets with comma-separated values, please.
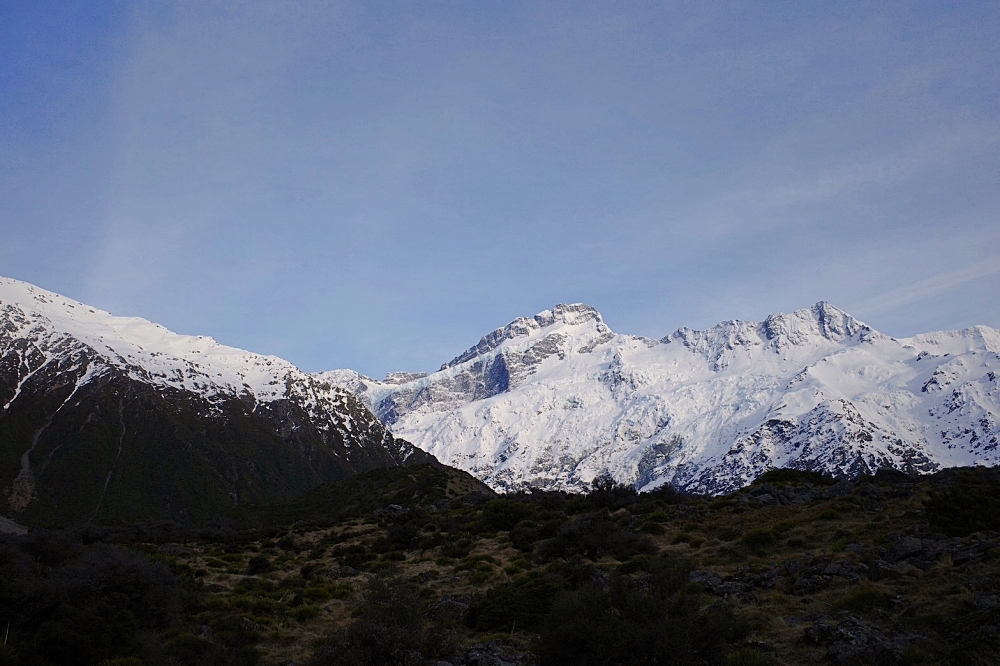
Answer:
[323, 303, 1000, 494]
[0, 277, 431, 524]
[2, 276, 337, 405]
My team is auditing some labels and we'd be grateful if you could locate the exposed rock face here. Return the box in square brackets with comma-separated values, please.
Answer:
[0, 277, 433, 526]
[324, 302, 1000, 494]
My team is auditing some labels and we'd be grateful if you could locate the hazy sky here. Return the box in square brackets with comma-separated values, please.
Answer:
[2, 1, 998, 377]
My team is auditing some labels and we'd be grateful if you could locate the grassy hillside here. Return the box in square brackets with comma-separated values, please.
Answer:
[1, 464, 999, 665]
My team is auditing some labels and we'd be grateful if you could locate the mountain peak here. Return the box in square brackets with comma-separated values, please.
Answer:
[764, 301, 872, 343]
[441, 303, 609, 370]
[343, 295, 1000, 495]
[533, 303, 604, 327]
[665, 302, 877, 367]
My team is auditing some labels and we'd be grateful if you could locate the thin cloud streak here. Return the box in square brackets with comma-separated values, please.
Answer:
[1, 2, 998, 375]
[855, 257, 1000, 321]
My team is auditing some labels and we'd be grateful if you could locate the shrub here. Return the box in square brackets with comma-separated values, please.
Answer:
[741, 529, 777, 555]
[333, 544, 376, 569]
[440, 537, 473, 559]
[466, 574, 561, 632]
[510, 521, 540, 552]
[0, 644, 19, 666]
[925, 468, 1000, 536]
[247, 554, 273, 575]
[587, 479, 639, 511]
[717, 527, 741, 541]
[639, 521, 665, 535]
[535, 573, 747, 665]
[307, 577, 455, 666]
[538, 512, 656, 561]
[0, 538, 180, 666]
[482, 499, 534, 531]
[833, 585, 893, 613]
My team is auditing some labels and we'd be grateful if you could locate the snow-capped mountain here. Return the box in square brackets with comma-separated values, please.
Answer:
[0, 277, 432, 525]
[323, 303, 1000, 494]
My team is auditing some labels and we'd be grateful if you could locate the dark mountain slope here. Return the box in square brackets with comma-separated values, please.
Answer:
[0, 277, 434, 527]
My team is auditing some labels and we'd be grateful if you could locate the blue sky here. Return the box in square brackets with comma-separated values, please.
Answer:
[2, 1, 998, 377]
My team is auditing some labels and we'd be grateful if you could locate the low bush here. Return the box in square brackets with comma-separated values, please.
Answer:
[510, 520, 540, 552]
[481, 499, 534, 531]
[639, 521, 665, 535]
[925, 468, 1000, 536]
[535, 572, 747, 665]
[741, 529, 777, 555]
[587, 478, 640, 511]
[0, 535, 181, 665]
[538, 512, 656, 561]
[466, 574, 561, 632]
[307, 576, 456, 666]
[833, 585, 893, 613]
[247, 554, 272, 575]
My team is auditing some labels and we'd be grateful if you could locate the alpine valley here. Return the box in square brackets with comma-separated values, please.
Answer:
[0, 277, 433, 526]
[324, 302, 1000, 495]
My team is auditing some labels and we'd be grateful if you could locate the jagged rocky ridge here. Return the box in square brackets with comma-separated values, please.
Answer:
[323, 303, 1000, 494]
[0, 277, 433, 526]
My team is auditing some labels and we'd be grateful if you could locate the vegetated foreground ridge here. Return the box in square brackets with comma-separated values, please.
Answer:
[2, 463, 999, 665]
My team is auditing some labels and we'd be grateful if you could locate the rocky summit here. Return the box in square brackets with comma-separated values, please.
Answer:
[324, 302, 1000, 494]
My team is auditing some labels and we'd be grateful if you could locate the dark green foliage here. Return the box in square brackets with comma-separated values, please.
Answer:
[308, 577, 456, 666]
[873, 467, 912, 485]
[535, 572, 747, 665]
[752, 469, 836, 487]
[373, 512, 427, 553]
[716, 526, 741, 541]
[639, 520, 665, 534]
[481, 498, 534, 531]
[925, 467, 1000, 536]
[538, 511, 656, 561]
[5, 458, 998, 665]
[508, 522, 536, 550]
[246, 554, 272, 575]
[0, 533, 180, 665]
[466, 574, 560, 632]
[833, 585, 894, 613]
[617, 554, 692, 577]
[587, 478, 640, 511]
[332, 543, 376, 569]
[236, 465, 492, 529]
[440, 537, 473, 559]
[0, 644, 20, 666]
[741, 528, 778, 555]
[163, 629, 260, 666]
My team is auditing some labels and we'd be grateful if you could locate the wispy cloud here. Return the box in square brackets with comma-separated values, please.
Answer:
[3, 1, 999, 374]
[854, 256, 1000, 318]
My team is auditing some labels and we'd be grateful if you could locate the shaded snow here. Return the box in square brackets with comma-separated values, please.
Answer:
[326, 302, 1000, 493]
